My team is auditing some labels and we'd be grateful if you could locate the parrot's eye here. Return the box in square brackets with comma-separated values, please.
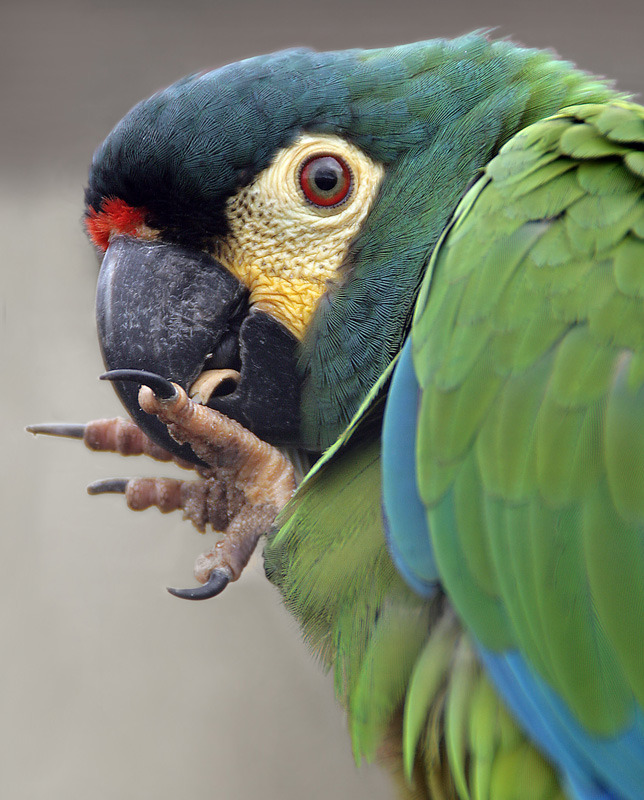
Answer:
[299, 155, 352, 208]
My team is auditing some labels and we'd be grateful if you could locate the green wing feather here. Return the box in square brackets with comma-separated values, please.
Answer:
[413, 101, 644, 736]
[263, 88, 644, 800]
[265, 354, 562, 798]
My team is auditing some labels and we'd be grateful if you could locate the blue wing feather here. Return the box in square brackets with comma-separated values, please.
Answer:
[479, 647, 644, 800]
[382, 337, 438, 597]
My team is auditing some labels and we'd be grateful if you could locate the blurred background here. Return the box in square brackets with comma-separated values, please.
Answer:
[2, 1, 642, 798]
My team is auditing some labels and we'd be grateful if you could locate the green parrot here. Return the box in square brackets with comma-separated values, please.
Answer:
[31, 33, 644, 800]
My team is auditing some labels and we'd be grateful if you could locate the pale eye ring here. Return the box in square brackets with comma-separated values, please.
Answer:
[299, 154, 352, 207]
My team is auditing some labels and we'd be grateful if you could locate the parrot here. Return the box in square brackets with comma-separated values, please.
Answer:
[28, 32, 644, 800]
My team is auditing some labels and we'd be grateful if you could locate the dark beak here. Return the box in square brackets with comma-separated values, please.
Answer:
[96, 235, 301, 463]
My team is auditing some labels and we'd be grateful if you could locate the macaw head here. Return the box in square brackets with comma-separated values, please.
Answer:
[84, 36, 600, 461]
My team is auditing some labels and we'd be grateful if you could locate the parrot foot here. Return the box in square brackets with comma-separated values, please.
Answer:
[86, 474, 242, 532]
[94, 370, 297, 599]
[167, 503, 276, 599]
[132, 379, 296, 513]
[131, 379, 296, 599]
[27, 417, 194, 469]
[29, 372, 296, 599]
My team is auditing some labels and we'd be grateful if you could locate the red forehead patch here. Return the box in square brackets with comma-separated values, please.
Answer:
[85, 198, 148, 251]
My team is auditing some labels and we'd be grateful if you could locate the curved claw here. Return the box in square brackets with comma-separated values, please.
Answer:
[166, 568, 231, 600]
[87, 478, 129, 495]
[26, 423, 86, 439]
[100, 369, 178, 400]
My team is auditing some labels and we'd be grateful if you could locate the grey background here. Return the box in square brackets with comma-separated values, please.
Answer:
[2, 1, 642, 798]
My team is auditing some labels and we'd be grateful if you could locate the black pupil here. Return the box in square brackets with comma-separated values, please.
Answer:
[313, 158, 342, 192]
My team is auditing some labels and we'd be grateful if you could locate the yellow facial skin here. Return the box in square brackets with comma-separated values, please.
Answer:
[212, 133, 385, 340]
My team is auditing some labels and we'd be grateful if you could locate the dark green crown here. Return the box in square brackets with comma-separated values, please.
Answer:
[86, 34, 612, 244]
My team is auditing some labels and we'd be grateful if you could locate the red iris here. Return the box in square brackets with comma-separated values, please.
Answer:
[299, 155, 352, 207]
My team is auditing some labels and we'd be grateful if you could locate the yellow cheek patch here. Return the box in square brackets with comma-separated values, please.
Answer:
[213, 133, 385, 340]
[239, 267, 331, 338]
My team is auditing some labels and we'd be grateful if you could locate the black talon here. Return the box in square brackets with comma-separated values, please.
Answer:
[26, 423, 86, 439]
[167, 569, 231, 600]
[87, 478, 129, 495]
[100, 370, 178, 400]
